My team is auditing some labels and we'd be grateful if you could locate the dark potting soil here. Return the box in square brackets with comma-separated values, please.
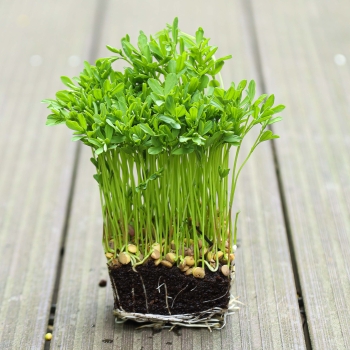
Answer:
[108, 261, 231, 315]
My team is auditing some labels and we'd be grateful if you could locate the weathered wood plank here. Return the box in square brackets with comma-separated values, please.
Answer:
[0, 0, 98, 349]
[250, 0, 350, 348]
[51, 0, 305, 349]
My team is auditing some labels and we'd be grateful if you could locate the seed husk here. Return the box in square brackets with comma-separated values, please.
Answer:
[153, 243, 161, 252]
[216, 251, 224, 260]
[165, 252, 176, 263]
[198, 239, 203, 248]
[184, 256, 195, 266]
[160, 260, 173, 268]
[185, 248, 193, 257]
[105, 252, 114, 259]
[178, 261, 187, 270]
[154, 258, 161, 266]
[118, 252, 131, 265]
[109, 240, 114, 249]
[127, 244, 137, 254]
[221, 265, 230, 276]
[111, 258, 120, 266]
[206, 252, 213, 261]
[185, 268, 193, 275]
[128, 224, 135, 237]
[45, 333, 53, 341]
[193, 267, 205, 279]
[170, 240, 176, 250]
[182, 265, 189, 272]
[229, 253, 235, 262]
[151, 249, 160, 260]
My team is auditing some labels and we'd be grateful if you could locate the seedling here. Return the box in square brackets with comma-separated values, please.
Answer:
[43, 18, 284, 328]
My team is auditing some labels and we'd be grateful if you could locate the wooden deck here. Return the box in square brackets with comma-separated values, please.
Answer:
[0, 0, 349, 349]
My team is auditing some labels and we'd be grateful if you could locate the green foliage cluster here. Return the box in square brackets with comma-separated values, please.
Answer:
[43, 18, 284, 271]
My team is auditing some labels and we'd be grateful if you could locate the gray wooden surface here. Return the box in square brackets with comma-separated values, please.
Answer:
[0, 0, 349, 349]
[251, 0, 350, 348]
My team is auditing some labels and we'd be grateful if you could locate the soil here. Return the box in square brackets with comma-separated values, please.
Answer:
[108, 260, 231, 315]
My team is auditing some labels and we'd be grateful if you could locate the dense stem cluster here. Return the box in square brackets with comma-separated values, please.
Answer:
[99, 144, 233, 272]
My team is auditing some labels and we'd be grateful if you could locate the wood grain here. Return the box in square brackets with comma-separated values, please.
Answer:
[0, 0, 97, 349]
[250, 0, 350, 348]
[51, 0, 305, 349]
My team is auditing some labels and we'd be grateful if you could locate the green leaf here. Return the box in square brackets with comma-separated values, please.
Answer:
[61, 76, 78, 89]
[111, 135, 126, 144]
[223, 134, 241, 143]
[267, 116, 283, 125]
[78, 114, 87, 130]
[46, 115, 65, 126]
[247, 80, 255, 101]
[148, 146, 162, 154]
[148, 78, 164, 95]
[106, 45, 121, 54]
[158, 115, 181, 129]
[172, 17, 179, 44]
[259, 130, 279, 142]
[95, 147, 104, 155]
[196, 27, 204, 44]
[66, 120, 84, 132]
[93, 174, 101, 184]
[218, 165, 230, 178]
[198, 75, 209, 91]
[202, 120, 213, 135]
[164, 73, 177, 95]
[139, 123, 155, 136]
[211, 61, 225, 75]
[271, 104, 285, 113]
[165, 95, 176, 114]
[72, 135, 84, 141]
[138, 31, 152, 63]
[262, 94, 275, 111]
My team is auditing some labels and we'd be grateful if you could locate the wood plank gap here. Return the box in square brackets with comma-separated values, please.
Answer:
[45, 1, 109, 349]
[240, 0, 312, 348]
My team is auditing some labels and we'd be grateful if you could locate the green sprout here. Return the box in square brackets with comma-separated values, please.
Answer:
[43, 18, 284, 276]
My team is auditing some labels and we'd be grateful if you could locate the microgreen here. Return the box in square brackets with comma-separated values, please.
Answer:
[43, 18, 284, 272]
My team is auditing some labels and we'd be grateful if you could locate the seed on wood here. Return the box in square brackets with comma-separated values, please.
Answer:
[118, 252, 130, 265]
[160, 260, 173, 268]
[127, 244, 137, 254]
[193, 267, 205, 279]
[154, 258, 161, 266]
[99, 279, 107, 287]
[165, 252, 176, 263]
[45, 333, 52, 341]
[151, 249, 160, 260]
[184, 256, 195, 266]
[221, 265, 230, 276]
[185, 268, 193, 275]
[105, 252, 114, 259]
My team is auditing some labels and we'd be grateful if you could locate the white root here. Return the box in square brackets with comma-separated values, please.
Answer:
[113, 295, 240, 331]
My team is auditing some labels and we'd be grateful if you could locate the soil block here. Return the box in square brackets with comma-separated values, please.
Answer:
[108, 260, 231, 315]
